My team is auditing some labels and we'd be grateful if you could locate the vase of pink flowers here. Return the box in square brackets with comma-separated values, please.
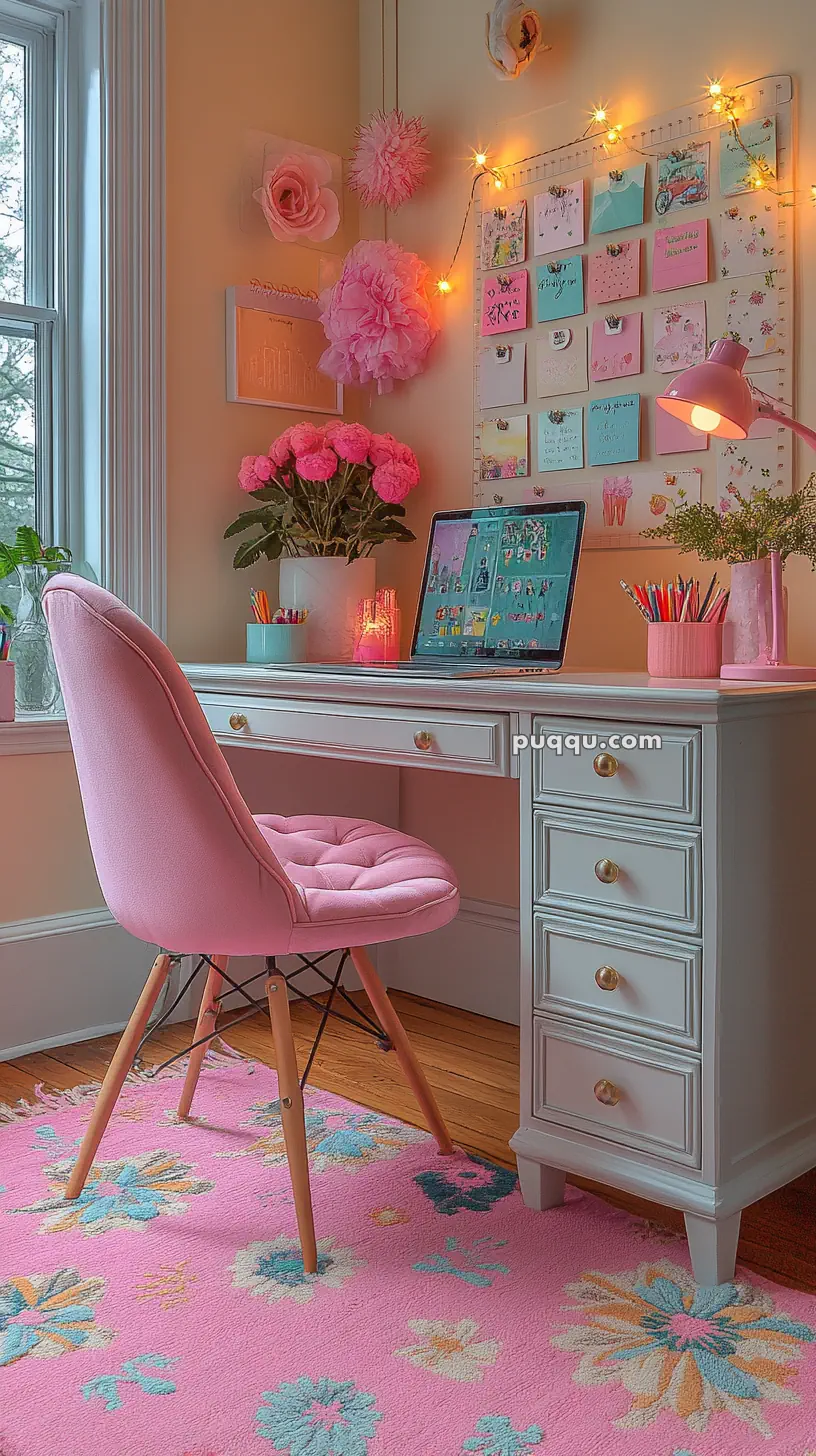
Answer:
[226, 421, 418, 661]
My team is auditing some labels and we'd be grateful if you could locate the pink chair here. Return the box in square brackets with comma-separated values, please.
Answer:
[43, 576, 459, 1272]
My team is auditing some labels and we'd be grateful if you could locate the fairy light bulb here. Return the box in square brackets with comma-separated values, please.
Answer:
[711, 98, 724, 114]
[436, 277, 452, 295]
[606, 126, 621, 144]
[592, 107, 607, 124]
[474, 151, 488, 168]
[709, 80, 723, 97]
[493, 175, 503, 190]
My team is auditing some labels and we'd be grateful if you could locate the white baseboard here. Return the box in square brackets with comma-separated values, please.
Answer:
[378, 898, 520, 1025]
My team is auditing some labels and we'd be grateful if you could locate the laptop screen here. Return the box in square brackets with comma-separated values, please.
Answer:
[411, 502, 585, 665]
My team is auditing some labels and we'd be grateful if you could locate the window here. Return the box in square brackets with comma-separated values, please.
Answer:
[0, 10, 57, 546]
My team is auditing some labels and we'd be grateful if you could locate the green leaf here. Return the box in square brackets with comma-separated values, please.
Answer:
[232, 529, 283, 569]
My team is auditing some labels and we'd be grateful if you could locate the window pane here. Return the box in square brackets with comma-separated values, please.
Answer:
[0, 328, 36, 542]
[0, 39, 25, 304]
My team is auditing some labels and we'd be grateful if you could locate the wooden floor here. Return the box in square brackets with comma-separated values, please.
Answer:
[2, 989, 815, 1294]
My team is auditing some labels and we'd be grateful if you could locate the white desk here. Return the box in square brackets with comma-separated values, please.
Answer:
[185, 663, 816, 1285]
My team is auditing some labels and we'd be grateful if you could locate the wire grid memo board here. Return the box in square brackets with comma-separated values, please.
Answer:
[472, 76, 795, 548]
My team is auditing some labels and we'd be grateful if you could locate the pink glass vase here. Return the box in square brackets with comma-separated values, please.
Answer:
[722, 558, 788, 666]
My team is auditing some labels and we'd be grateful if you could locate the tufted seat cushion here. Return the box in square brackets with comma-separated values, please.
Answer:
[254, 814, 459, 953]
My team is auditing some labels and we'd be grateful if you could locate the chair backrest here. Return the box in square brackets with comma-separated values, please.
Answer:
[43, 576, 301, 954]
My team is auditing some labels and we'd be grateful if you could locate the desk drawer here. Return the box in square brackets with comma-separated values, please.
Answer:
[533, 717, 700, 824]
[534, 914, 700, 1049]
[201, 695, 510, 776]
[534, 811, 701, 935]
[533, 1017, 700, 1166]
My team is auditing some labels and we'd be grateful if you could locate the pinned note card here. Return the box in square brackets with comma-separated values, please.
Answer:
[539, 469, 702, 547]
[537, 407, 584, 472]
[717, 436, 784, 499]
[718, 201, 778, 278]
[590, 312, 642, 383]
[479, 342, 526, 409]
[588, 239, 641, 305]
[479, 415, 529, 479]
[587, 393, 640, 466]
[655, 142, 710, 215]
[652, 219, 709, 291]
[719, 115, 777, 197]
[652, 302, 707, 374]
[536, 326, 587, 398]
[534, 181, 585, 255]
[589, 164, 646, 235]
[655, 405, 708, 456]
[725, 284, 779, 356]
[481, 201, 527, 270]
[481, 270, 528, 335]
[536, 255, 584, 322]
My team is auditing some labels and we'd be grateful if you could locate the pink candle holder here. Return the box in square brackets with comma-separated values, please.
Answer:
[353, 588, 400, 664]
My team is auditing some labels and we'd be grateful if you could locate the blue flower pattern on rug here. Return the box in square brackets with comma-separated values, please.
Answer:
[0, 1268, 113, 1365]
[82, 1354, 178, 1411]
[413, 1236, 509, 1287]
[415, 1154, 517, 1215]
[12, 1149, 214, 1236]
[461, 1416, 543, 1454]
[221, 1102, 427, 1175]
[256, 1376, 382, 1453]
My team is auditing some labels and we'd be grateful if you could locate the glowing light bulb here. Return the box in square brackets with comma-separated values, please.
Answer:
[690, 405, 722, 432]
[493, 176, 503, 190]
[592, 107, 607, 124]
[751, 174, 766, 189]
[474, 151, 488, 168]
[436, 277, 452, 295]
[606, 127, 621, 144]
[811, 183, 816, 202]
[711, 98, 723, 114]
[709, 80, 723, 97]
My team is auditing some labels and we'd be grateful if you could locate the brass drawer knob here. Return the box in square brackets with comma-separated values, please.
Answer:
[595, 965, 620, 992]
[413, 730, 433, 752]
[594, 1078, 621, 1107]
[229, 712, 248, 731]
[593, 752, 619, 778]
[594, 857, 619, 884]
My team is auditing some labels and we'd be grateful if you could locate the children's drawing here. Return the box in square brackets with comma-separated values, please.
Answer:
[655, 142, 710, 215]
[479, 414, 529, 478]
[589, 164, 646, 235]
[725, 285, 779, 356]
[534, 181, 584, 255]
[719, 115, 778, 196]
[652, 302, 707, 374]
[719, 201, 778, 279]
[481, 200, 527, 270]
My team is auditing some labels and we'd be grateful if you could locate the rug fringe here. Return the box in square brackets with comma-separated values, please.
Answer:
[0, 1041, 252, 1125]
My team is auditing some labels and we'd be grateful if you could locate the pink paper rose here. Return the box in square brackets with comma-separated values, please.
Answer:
[253, 152, 340, 243]
[296, 446, 339, 482]
[238, 455, 267, 493]
[372, 460, 416, 504]
[289, 423, 324, 456]
[325, 421, 373, 465]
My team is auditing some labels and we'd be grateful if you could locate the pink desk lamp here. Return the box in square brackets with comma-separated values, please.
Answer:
[658, 339, 816, 682]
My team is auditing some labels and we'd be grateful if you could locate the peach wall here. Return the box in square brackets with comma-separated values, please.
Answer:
[0, 753, 104, 921]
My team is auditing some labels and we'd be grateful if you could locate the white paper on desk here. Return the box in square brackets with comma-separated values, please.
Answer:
[479, 342, 526, 409]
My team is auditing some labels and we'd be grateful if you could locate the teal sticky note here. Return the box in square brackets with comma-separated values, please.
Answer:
[588, 393, 641, 466]
[536, 255, 584, 322]
[719, 115, 777, 196]
[537, 407, 584, 472]
[590, 164, 646, 235]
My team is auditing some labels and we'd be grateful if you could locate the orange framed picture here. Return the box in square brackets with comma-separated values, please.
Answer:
[226, 284, 342, 414]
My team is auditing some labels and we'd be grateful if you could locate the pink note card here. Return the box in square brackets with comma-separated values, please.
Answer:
[653, 219, 710, 292]
[655, 404, 709, 455]
[588, 239, 641, 304]
[590, 312, 642, 383]
[481, 270, 528, 335]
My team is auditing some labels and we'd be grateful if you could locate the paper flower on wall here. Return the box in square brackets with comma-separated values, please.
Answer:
[253, 152, 339, 242]
[485, 0, 543, 79]
[349, 109, 430, 210]
[318, 239, 438, 394]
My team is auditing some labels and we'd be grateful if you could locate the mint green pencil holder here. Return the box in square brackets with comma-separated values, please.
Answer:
[246, 623, 306, 664]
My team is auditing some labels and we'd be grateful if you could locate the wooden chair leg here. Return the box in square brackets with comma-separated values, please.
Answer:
[177, 955, 228, 1119]
[266, 972, 318, 1275]
[65, 952, 172, 1199]
[349, 946, 455, 1155]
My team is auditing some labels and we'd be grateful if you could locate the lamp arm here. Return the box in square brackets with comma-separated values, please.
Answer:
[755, 404, 816, 452]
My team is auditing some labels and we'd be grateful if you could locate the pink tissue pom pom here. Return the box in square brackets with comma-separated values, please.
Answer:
[325, 421, 373, 465]
[348, 108, 430, 212]
[372, 460, 417, 504]
[296, 446, 339, 482]
[318, 239, 439, 395]
[289, 423, 324, 456]
[269, 429, 294, 468]
[238, 455, 266, 493]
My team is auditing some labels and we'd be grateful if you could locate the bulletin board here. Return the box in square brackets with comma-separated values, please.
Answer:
[472, 76, 795, 549]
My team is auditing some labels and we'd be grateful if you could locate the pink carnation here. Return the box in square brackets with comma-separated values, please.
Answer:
[372, 460, 416, 504]
[318, 239, 439, 395]
[369, 433, 420, 482]
[325, 421, 373, 465]
[253, 454, 274, 483]
[296, 446, 339, 482]
[238, 455, 266, 493]
[290, 423, 324, 456]
[269, 429, 294, 467]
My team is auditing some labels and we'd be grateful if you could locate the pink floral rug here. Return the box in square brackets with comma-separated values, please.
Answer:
[1, 1056, 815, 1456]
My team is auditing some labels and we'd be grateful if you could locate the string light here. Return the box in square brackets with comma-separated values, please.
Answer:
[473, 151, 488, 168]
[606, 124, 623, 146]
[591, 105, 608, 125]
[436, 276, 452, 295]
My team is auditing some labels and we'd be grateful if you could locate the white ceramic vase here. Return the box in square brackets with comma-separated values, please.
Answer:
[279, 556, 376, 662]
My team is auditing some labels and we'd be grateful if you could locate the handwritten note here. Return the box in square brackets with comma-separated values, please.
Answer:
[536, 325, 588, 398]
[720, 116, 778, 197]
[719, 201, 778, 279]
[725, 285, 779, 356]
[481, 201, 527, 270]
[481, 270, 528, 336]
[588, 393, 641, 466]
[537, 407, 584, 472]
[590, 313, 642, 383]
[590, 164, 646, 235]
[655, 142, 710, 215]
[652, 302, 707, 374]
[534, 181, 585, 255]
[588, 240, 641, 305]
[536, 255, 584, 322]
[652, 219, 709, 291]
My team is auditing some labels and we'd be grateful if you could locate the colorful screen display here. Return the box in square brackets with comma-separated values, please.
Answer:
[411, 504, 584, 662]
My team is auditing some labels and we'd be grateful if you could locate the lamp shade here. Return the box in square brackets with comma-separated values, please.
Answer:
[657, 338, 756, 440]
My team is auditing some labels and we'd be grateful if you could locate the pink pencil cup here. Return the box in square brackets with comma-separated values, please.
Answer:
[647, 622, 723, 679]
[0, 660, 14, 721]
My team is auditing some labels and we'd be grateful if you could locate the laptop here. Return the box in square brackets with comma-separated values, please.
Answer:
[271, 501, 585, 678]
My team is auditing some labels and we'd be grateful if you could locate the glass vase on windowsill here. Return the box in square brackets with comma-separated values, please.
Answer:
[0, 527, 72, 714]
